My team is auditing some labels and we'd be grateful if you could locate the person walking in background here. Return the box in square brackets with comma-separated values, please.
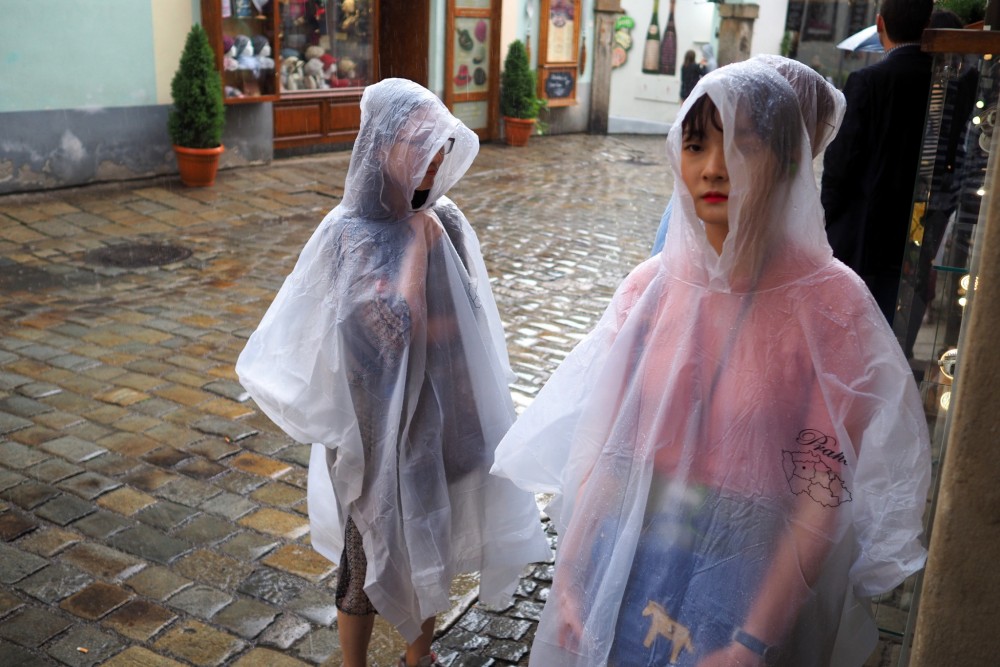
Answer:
[679, 49, 704, 102]
[493, 61, 930, 666]
[821, 0, 934, 323]
[652, 55, 845, 255]
[236, 78, 549, 667]
[700, 43, 717, 72]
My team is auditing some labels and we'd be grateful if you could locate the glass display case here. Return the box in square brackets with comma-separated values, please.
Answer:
[206, 0, 281, 102]
[278, 0, 374, 94]
[883, 28, 1000, 664]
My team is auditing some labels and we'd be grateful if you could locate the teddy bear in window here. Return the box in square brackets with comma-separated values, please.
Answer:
[281, 56, 305, 91]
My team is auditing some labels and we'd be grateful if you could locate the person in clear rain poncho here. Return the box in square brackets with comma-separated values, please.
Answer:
[492, 61, 931, 667]
[236, 79, 550, 667]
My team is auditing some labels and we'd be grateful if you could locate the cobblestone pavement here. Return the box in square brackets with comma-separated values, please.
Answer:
[0, 134, 905, 666]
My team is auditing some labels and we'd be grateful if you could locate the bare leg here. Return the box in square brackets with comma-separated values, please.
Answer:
[402, 617, 436, 666]
[338, 610, 375, 667]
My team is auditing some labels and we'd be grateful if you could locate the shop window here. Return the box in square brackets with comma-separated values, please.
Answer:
[278, 0, 374, 93]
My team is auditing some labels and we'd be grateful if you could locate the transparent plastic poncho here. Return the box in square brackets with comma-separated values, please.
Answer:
[492, 61, 931, 667]
[236, 78, 549, 642]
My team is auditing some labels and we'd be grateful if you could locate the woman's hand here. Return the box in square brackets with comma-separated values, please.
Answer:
[554, 586, 586, 653]
[410, 209, 444, 243]
[696, 641, 764, 667]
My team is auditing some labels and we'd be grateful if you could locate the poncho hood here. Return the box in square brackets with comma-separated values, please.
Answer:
[342, 77, 479, 221]
[663, 61, 836, 293]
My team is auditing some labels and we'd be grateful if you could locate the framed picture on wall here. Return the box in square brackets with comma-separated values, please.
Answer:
[452, 16, 492, 94]
[538, 0, 581, 106]
[445, 0, 501, 140]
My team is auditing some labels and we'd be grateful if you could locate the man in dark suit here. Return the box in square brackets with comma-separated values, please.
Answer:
[821, 0, 934, 323]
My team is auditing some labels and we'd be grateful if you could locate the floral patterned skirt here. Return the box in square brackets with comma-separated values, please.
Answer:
[335, 516, 378, 616]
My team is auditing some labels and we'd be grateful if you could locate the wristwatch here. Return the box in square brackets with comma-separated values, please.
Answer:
[732, 628, 781, 666]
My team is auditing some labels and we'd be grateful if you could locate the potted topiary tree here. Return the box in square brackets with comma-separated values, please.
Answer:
[500, 39, 544, 147]
[169, 24, 226, 187]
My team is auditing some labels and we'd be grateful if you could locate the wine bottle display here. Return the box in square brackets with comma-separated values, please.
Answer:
[642, 0, 661, 74]
[660, 0, 677, 75]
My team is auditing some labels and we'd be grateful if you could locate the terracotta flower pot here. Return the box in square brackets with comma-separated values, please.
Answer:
[503, 117, 535, 147]
[173, 144, 225, 187]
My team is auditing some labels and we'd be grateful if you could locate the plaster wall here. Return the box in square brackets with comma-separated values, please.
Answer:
[0, 0, 198, 113]
[0, 0, 270, 194]
[608, 0, 788, 134]
[154, 0, 203, 104]
[0, 104, 271, 195]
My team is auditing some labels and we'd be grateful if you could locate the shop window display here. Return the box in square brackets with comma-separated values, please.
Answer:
[219, 0, 279, 99]
[279, 0, 372, 92]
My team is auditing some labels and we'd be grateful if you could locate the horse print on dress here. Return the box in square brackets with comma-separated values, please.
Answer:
[642, 599, 695, 663]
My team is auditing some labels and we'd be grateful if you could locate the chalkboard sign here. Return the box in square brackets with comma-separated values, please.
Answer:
[545, 70, 575, 99]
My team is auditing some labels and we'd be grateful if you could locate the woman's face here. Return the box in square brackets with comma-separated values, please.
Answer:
[417, 143, 446, 191]
[681, 108, 729, 250]
[386, 107, 444, 192]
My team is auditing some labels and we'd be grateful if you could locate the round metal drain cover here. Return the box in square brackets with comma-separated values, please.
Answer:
[86, 243, 192, 268]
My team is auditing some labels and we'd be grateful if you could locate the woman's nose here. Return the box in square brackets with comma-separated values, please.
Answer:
[703, 146, 727, 180]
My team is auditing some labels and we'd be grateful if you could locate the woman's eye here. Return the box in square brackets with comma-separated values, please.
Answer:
[683, 143, 702, 153]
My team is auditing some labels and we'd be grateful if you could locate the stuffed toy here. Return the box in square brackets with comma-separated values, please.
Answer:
[281, 56, 305, 91]
[303, 58, 328, 89]
[339, 56, 357, 79]
[304, 45, 325, 61]
[320, 53, 338, 85]
[340, 0, 359, 32]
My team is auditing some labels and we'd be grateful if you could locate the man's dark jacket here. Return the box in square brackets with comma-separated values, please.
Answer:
[821, 44, 932, 316]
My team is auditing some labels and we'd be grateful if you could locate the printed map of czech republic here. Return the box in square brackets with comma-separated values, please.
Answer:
[783, 450, 853, 507]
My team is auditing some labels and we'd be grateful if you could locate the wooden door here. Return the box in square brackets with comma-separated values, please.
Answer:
[378, 0, 430, 84]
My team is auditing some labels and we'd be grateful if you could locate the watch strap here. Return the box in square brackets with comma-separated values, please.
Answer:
[732, 628, 779, 664]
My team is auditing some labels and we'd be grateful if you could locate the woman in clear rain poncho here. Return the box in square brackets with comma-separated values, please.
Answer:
[236, 79, 549, 667]
[492, 61, 931, 667]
